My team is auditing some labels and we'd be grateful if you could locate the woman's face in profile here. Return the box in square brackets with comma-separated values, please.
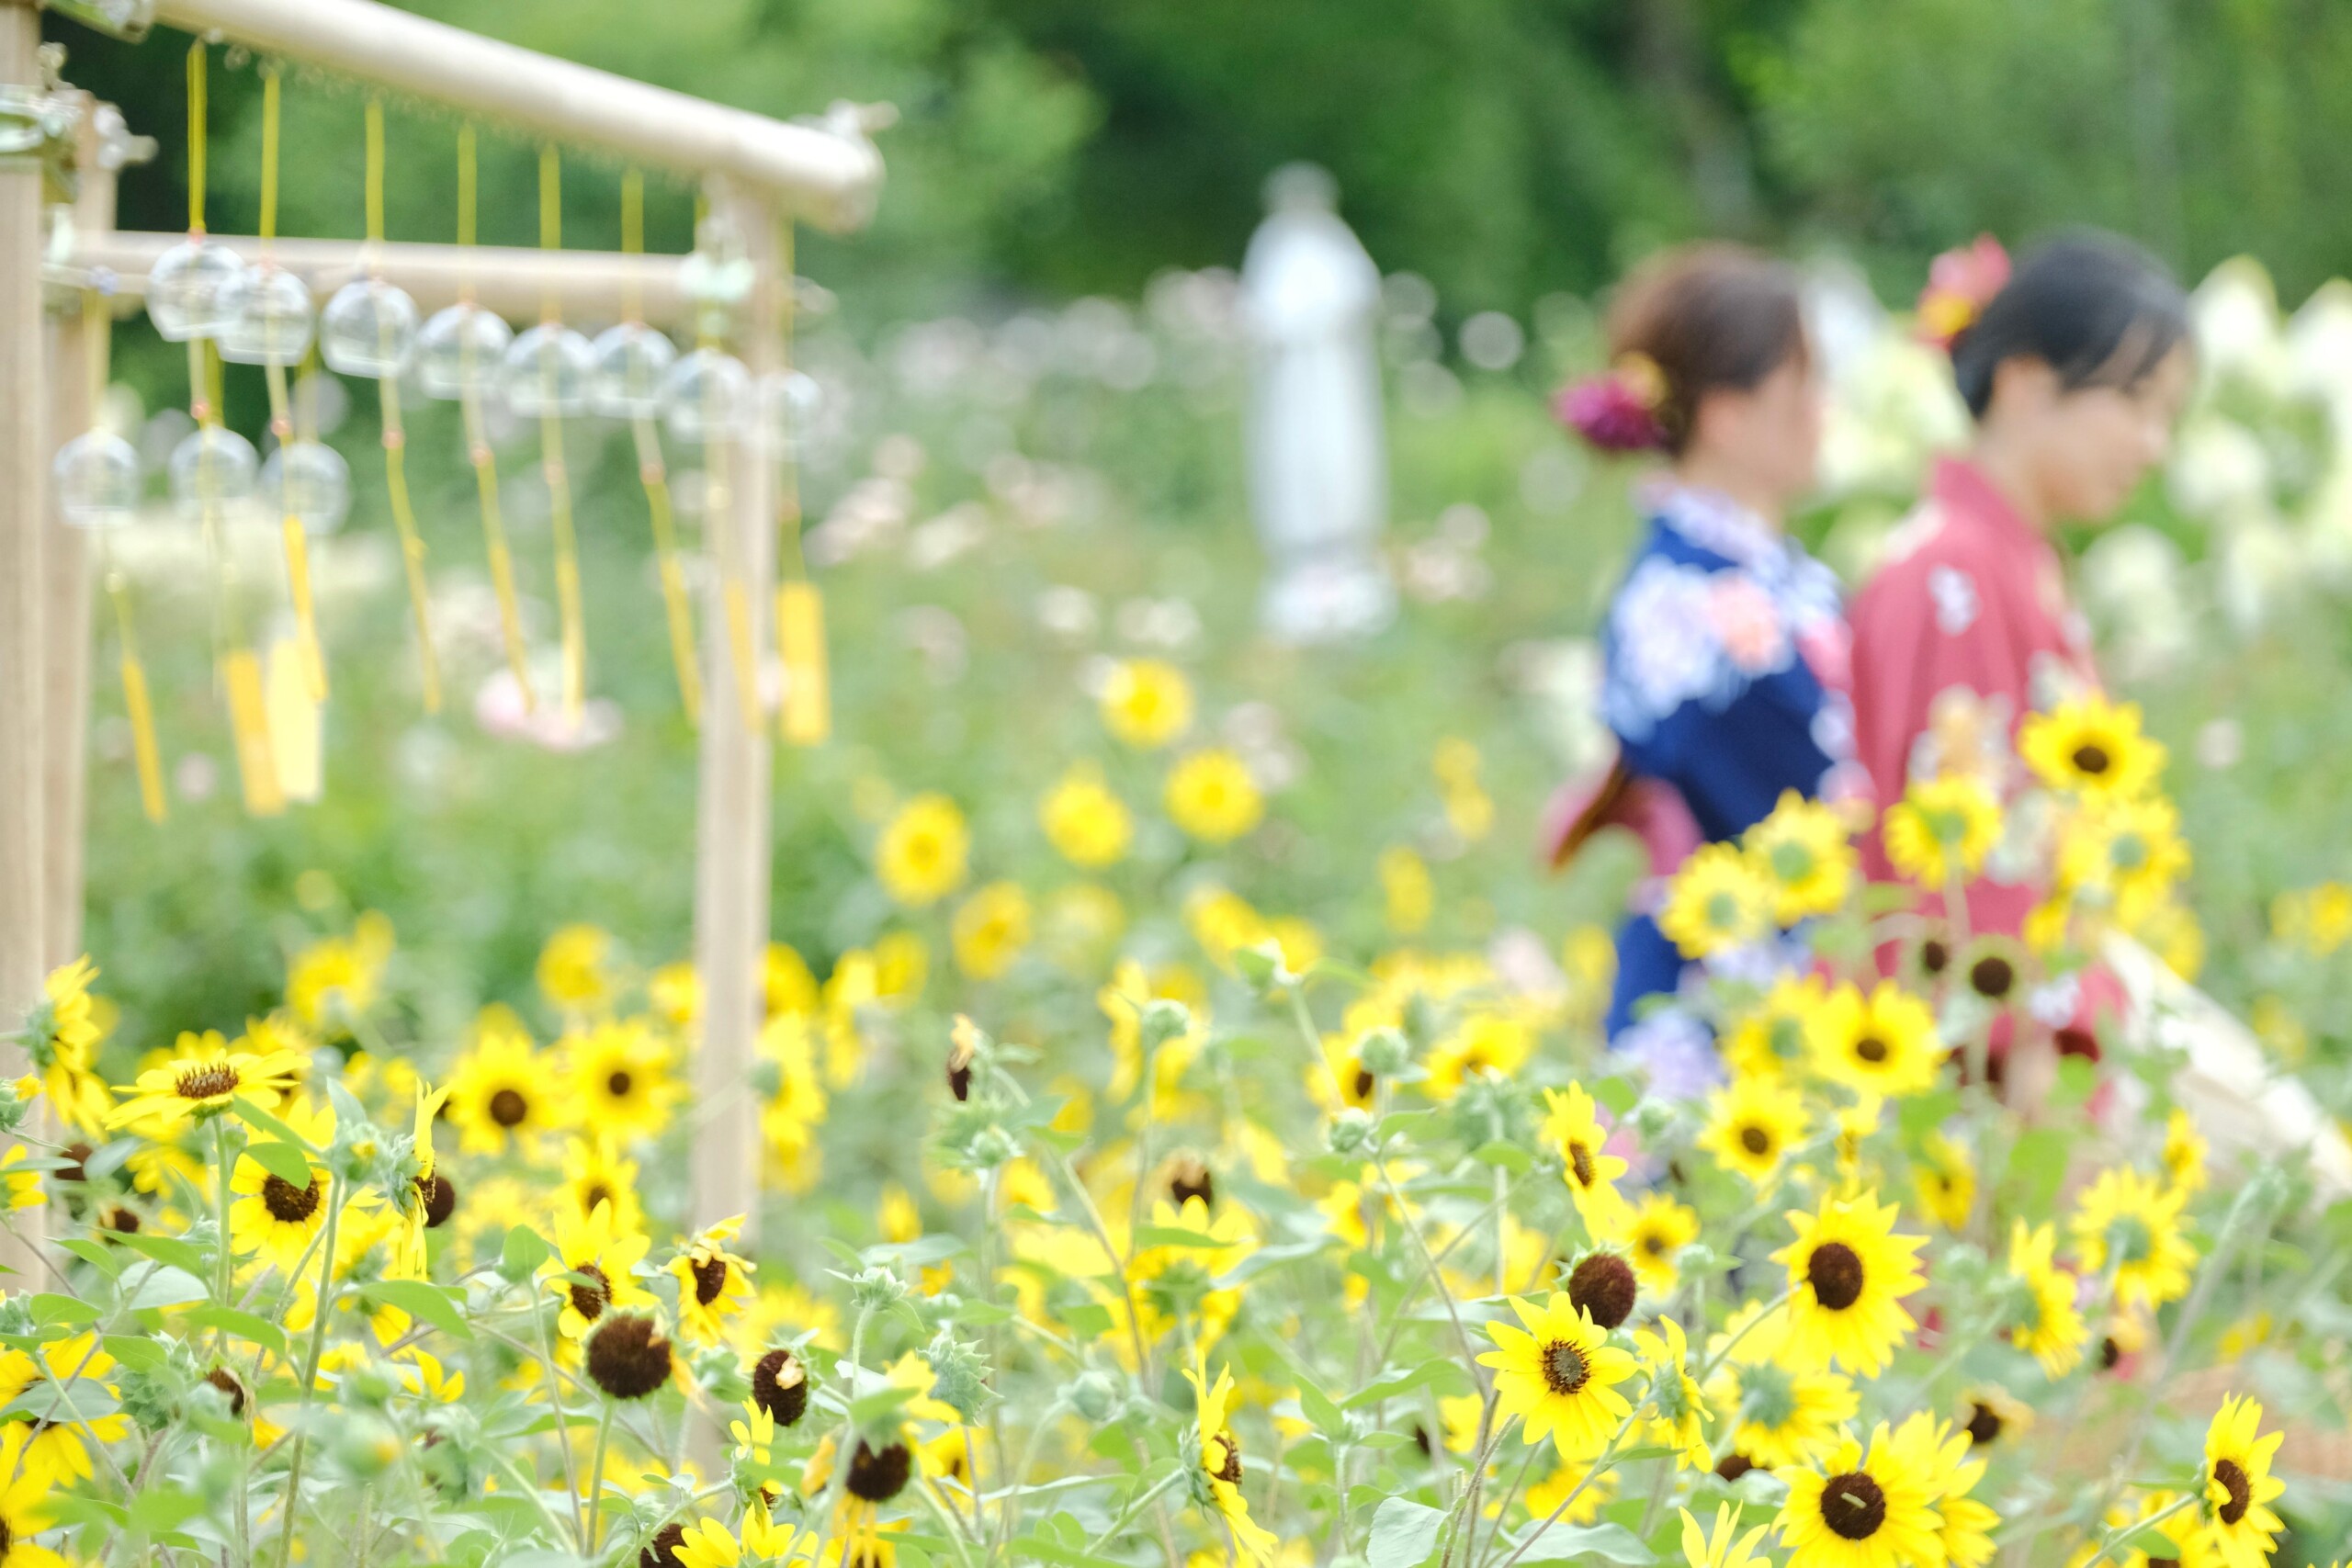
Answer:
[2025, 344, 2196, 522]
[1691, 351, 1824, 505]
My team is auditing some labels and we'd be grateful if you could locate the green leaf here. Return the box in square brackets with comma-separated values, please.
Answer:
[368, 1280, 475, 1342]
[1131, 1224, 1223, 1249]
[242, 1141, 315, 1188]
[50, 1238, 122, 1279]
[1590, 1077, 1639, 1117]
[130, 1491, 209, 1533]
[123, 1264, 208, 1312]
[231, 1095, 311, 1151]
[1368, 1496, 1446, 1568]
[846, 1383, 919, 1429]
[499, 1224, 551, 1280]
[1343, 1359, 1464, 1409]
[1296, 1377, 1343, 1433]
[1510, 1520, 1658, 1566]
[103, 1335, 171, 1374]
[29, 1292, 100, 1327]
[179, 1305, 288, 1358]
[1467, 1140, 1532, 1174]
[108, 1231, 206, 1278]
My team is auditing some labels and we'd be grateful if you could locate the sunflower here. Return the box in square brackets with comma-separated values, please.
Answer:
[536, 923, 616, 1019]
[1809, 982, 1943, 1100]
[1724, 973, 1829, 1080]
[1894, 1412, 1999, 1568]
[2163, 1108, 2209, 1196]
[1540, 1084, 1631, 1235]
[1424, 1012, 1534, 1100]
[1039, 765, 1134, 868]
[228, 1094, 337, 1272]
[2019, 694, 2165, 801]
[1705, 1300, 1859, 1469]
[1633, 1315, 1712, 1469]
[1771, 1190, 1928, 1377]
[1953, 936, 2029, 1009]
[1100, 658, 1193, 749]
[1618, 1192, 1700, 1296]
[1958, 1386, 2033, 1450]
[0, 1472, 67, 1568]
[1744, 790, 1859, 924]
[286, 911, 395, 1035]
[1775, 1422, 1945, 1568]
[2070, 1167, 2195, 1314]
[560, 1019, 681, 1142]
[445, 1017, 567, 1156]
[1681, 1503, 1771, 1568]
[0, 1332, 129, 1491]
[1165, 749, 1264, 844]
[107, 1030, 307, 1133]
[2058, 794, 2189, 922]
[1476, 1292, 1637, 1458]
[2006, 1220, 2088, 1378]
[2199, 1395, 2286, 1568]
[559, 1135, 646, 1237]
[548, 1198, 654, 1340]
[669, 1214, 757, 1345]
[392, 1081, 452, 1282]
[1913, 1133, 1976, 1232]
[951, 882, 1034, 981]
[2065, 1491, 2212, 1568]
[1128, 1195, 1257, 1355]
[26, 955, 112, 1134]
[1521, 1458, 1618, 1526]
[1883, 775, 2001, 886]
[876, 793, 970, 908]
[1657, 843, 1775, 959]
[1697, 1074, 1810, 1188]
[1185, 1362, 1280, 1565]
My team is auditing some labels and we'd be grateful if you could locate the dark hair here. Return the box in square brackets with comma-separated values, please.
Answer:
[1951, 231, 2189, 420]
[1604, 243, 1808, 456]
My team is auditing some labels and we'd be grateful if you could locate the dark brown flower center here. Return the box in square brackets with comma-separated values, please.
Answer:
[2072, 742, 2111, 776]
[1739, 1125, 1771, 1156]
[488, 1088, 529, 1128]
[2212, 1457, 2252, 1526]
[1808, 1241, 1865, 1312]
[1351, 1066, 1376, 1102]
[1921, 938, 1951, 975]
[846, 1438, 912, 1502]
[205, 1366, 248, 1416]
[2099, 1336, 2123, 1371]
[1970, 956, 2016, 999]
[570, 1262, 612, 1321]
[1853, 1035, 1889, 1065]
[1965, 1401, 2002, 1446]
[1170, 1159, 1214, 1210]
[583, 1313, 673, 1401]
[418, 1173, 458, 1228]
[1567, 1141, 1596, 1188]
[639, 1521, 688, 1568]
[945, 1041, 974, 1102]
[262, 1172, 323, 1224]
[1541, 1338, 1590, 1396]
[1641, 1231, 1668, 1257]
[1210, 1432, 1242, 1485]
[751, 1348, 808, 1426]
[1714, 1452, 1755, 1483]
[175, 1063, 240, 1101]
[1822, 1472, 1888, 1540]
[691, 1253, 729, 1306]
[102, 1204, 140, 1234]
[606, 1070, 633, 1098]
[1566, 1251, 1638, 1331]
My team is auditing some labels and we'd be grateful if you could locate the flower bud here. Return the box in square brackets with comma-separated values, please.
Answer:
[1354, 1026, 1412, 1077]
[1067, 1368, 1125, 1424]
[1327, 1108, 1376, 1157]
[1139, 998, 1192, 1054]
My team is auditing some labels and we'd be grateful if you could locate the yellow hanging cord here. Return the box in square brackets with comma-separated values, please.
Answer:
[257, 68, 326, 701]
[537, 144, 586, 722]
[451, 123, 529, 708]
[83, 290, 164, 822]
[621, 169, 700, 722]
[774, 220, 828, 746]
[362, 100, 443, 713]
[690, 193, 760, 729]
[186, 41, 206, 235]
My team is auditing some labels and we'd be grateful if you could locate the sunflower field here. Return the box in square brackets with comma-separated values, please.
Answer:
[9, 250, 2352, 1568]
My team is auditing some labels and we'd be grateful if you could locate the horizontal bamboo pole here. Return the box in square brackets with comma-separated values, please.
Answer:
[75, 230, 701, 326]
[144, 0, 883, 231]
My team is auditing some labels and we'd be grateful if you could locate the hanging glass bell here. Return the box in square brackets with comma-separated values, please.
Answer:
[320, 278, 421, 378]
[416, 303, 515, 400]
[762, 369, 825, 455]
[146, 237, 247, 342]
[661, 347, 755, 445]
[217, 265, 315, 366]
[589, 321, 679, 421]
[52, 429, 143, 529]
[500, 322, 597, 418]
[261, 440, 353, 536]
[166, 424, 261, 515]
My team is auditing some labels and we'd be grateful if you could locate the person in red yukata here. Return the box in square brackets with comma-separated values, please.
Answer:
[1849, 231, 2195, 1099]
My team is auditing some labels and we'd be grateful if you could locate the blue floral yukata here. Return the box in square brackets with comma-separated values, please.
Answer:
[1598, 484, 1865, 1094]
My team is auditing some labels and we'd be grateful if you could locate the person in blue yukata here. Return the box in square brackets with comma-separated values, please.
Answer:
[1546, 244, 1868, 1095]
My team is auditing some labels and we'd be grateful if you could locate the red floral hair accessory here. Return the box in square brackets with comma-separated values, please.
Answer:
[1917, 234, 2011, 351]
[1555, 351, 1671, 454]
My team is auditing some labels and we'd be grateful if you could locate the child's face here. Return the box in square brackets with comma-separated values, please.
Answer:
[2020, 344, 2195, 523]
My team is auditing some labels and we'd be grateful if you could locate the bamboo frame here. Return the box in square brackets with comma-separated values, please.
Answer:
[147, 0, 883, 231]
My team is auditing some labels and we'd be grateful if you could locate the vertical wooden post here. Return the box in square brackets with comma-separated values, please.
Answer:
[44, 95, 114, 969]
[689, 179, 781, 1242]
[0, 0, 51, 1281]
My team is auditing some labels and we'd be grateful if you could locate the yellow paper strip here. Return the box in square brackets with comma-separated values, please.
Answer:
[221, 648, 285, 818]
[777, 581, 830, 746]
[266, 638, 322, 803]
[280, 513, 326, 700]
[120, 652, 166, 824]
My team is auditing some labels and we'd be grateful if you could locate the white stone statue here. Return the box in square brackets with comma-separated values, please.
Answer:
[1239, 164, 1395, 642]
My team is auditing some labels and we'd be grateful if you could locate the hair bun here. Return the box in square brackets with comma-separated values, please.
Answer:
[1555, 353, 1670, 454]
[1917, 234, 2011, 353]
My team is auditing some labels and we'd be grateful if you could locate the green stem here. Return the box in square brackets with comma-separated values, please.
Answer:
[272, 1179, 353, 1568]
[1084, 1467, 1186, 1554]
[584, 1398, 616, 1553]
